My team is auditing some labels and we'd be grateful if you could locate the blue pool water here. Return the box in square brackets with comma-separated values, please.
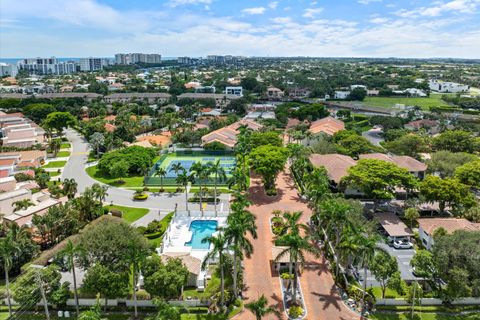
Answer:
[185, 220, 218, 250]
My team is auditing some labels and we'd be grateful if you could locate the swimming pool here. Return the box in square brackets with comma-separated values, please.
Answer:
[185, 220, 218, 250]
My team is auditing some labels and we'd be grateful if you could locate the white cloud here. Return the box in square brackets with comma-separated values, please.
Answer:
[303, 8, 324, 18]
[370, 17, 389, 24]
[396, 0, 480, 17]
[268, 1, 279, 9]
[271, 17, 293, 24]
[242, 7, 266, 15]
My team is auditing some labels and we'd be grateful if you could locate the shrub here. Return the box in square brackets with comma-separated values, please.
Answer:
[14, 172, 33, 182]
[135, 289, 151, 300]
[266, 188, 277, 196]
[288, 306, 304, 318]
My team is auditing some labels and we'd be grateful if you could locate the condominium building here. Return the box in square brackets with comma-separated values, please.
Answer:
[115, 53, 161, 65]
[225, 86, 243, 97]
[17, 57, 76, 75]
[0, 63, 18, 77]
[79, 57, 109, 72]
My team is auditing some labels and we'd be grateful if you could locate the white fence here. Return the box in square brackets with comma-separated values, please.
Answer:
[175, 210, 229, 217]
[376, 297, 480, 306]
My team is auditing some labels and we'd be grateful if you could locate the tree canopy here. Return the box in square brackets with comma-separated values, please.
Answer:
[142, 255, 189, 300]
[419, 176, 475, 213]
[341, 159, 417, 202]
[427, 151, 477, 178]
[42, 112, 77, 133]
[249, 145, 288, 192]
[455, 160, 480, 189]
[98, 146, 157, 176]
[433, 130, 477, 153]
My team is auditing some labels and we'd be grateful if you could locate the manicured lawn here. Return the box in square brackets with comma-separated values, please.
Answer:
[56, 151, 71, 157]
[369, 313, 476, 320]
[60, 142, 71, 149]
[363, 94, 452, 110]
[105, 205, 149, 223]
[48, 171, 61, 177]
[86, 165, 144, 188]
[42, 161, 67, 168]
[371, 286, 404, 299]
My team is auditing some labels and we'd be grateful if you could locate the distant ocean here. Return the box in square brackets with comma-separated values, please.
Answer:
[0, 57, 177, 64]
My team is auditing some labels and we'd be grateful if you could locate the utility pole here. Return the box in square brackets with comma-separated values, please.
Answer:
[32, 266, 50, 320]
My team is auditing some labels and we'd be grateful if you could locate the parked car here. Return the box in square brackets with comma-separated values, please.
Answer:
[393, 239, 413, 249]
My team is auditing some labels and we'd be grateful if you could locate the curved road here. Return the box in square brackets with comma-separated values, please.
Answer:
[62, 129, 229, 213]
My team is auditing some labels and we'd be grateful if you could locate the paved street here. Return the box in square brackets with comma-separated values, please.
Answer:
[62, 129, 230, 213]
[362, 128, 384, 147]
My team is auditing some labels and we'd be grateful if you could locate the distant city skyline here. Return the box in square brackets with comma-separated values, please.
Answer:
[1, 0, 480, 59]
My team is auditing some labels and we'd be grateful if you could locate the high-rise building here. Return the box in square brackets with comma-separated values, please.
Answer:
[17, 57, 76, 75]
[114, 53, 161, 65]
[79, 57, 109, 72]
[0, 63, 18, 77]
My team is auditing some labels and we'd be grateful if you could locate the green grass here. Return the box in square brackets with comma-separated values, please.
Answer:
[363, 94, 452, 110]
[42, 161, 67, 168]
[86, 165, 144, 188]
[56, 151, 71, 157]
[369, 313, 479, 320]
[48, 171, 61, 177]
[371, 287, 404, 299]
[60, 142, 71, 149]
[105, 205, 149, 223]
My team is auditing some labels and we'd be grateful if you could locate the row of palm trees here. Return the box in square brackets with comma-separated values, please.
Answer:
[201, 192, 257, 311]
[156, 159, 227, 215]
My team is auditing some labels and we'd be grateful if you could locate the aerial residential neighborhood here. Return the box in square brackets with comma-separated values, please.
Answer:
[1, 1, 480, 320]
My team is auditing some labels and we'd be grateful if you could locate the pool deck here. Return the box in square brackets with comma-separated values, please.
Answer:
[160, 215, 227, 262]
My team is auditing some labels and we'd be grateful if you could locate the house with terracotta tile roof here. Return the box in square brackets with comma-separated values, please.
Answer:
[359, 153, 427, 179]
[308, 116, 345, 136]
[201, 119, 263, 149]
[418, 218, 480, 250]
[309, 154, 356, 185]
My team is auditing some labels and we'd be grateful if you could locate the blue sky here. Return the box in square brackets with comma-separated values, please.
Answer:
[1, 0, 479, 58]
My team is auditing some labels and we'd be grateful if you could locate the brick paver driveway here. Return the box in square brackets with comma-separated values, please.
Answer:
[236, 170, 360, 320]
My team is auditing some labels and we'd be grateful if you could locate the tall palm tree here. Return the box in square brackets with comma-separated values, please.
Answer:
[201, 232, 229, 310]
[282, 211, 308, 236]
[48, 139, 61, 157]
[176, 170, 194, 213]
[125, 239, 149, 319]
[62, 178, 78, 199]
[356, 234, 379, 316]
[0, 233, 18, 317]
[12, 199, 35, 212]
[155, 167, 167, 192]
[245, 295, 276, 320]
[275, 231, 320, 305]
[208, 160, 226, 216]
[59, 240, 86, 315]
[224, 204, 257, 299]
[170, 162, 184, 192]
[191, 162, 209, 214]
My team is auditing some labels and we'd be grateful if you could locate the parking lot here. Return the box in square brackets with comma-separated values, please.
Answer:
[361, 242, 421, 288]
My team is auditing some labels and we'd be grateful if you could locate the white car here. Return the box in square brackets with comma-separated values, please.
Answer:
[393, 239, 413, 249]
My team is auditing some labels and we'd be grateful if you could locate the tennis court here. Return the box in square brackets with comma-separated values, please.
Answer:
[145, 151, 236, 186]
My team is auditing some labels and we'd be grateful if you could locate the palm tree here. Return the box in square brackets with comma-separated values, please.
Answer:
[356, 234, 379, 316]
[62, 178, 78, 199]
[282, 211, 308, 236]
[59, 240, 86, 315]
[176, 170, 194, 213]
[0, 234, 18, 317]
[191, 162, 209, 214]
[155, 167, 167, 192]
[170, 162, 184, 192]
[208, 160, 226, 216]
[125, 239, 149, 319]
[245, 295, 276, 320]
[91, 184, 108, 203]
[224, 203, 257, 299]
[201, 232, 229, 310]
[12, 199, 35, 212]
[275, 231, 320, 305]
[48, 139, 61, 157]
